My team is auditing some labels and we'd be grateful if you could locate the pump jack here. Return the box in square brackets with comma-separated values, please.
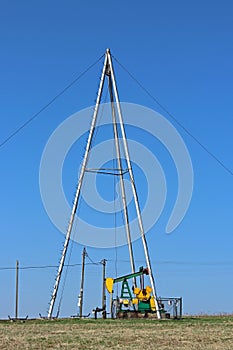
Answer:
[106, 267, 159, 318]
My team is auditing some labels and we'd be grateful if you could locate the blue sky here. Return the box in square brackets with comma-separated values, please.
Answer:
[0, 0, 232, 318]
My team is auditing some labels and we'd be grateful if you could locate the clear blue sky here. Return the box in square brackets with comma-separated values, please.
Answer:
[0, 0, 232, 318]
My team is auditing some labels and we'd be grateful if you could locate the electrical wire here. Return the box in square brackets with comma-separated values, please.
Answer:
[0, 259, 232, 271]
[112, 55, 233, 177]
[85, 251, 102, 265]
[0, 262, 99, 271]
[107, 259, 233, 266]
[0, 54, 104, 149]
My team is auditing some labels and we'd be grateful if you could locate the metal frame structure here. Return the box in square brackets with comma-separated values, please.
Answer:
[158, 297, 183, 319]
[48, 49, 161, 319]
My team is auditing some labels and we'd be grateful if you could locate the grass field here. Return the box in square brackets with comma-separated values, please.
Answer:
[0, 316, 232, 349]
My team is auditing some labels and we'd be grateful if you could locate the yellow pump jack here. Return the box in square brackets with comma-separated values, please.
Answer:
[106, 267, 157, 317]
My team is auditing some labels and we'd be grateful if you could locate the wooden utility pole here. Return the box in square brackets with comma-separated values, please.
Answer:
[101, 259, 106, 319]
[78, 248, 87, 318]
[15, 260, 19, 320]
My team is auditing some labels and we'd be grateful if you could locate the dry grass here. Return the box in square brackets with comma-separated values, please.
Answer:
[0, 316, 232, 349]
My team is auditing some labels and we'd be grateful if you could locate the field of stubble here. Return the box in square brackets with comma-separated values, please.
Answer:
[0, 316, 232, 350]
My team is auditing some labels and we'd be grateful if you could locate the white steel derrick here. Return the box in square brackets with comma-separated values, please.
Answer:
[48, 49, 161, 319]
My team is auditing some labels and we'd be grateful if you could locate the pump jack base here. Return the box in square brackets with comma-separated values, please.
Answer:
[115, 311, 161, 319]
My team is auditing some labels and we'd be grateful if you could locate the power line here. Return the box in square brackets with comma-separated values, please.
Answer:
[107, 259, 233, 266]
[0, 259, 232, 271]
[0, 262, 99, 271]
[113, 55, 233, 177]
[0, 54, 104, 149]
[86, 252, 102, 265]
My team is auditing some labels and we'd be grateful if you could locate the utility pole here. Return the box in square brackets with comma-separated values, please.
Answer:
[78, 248, 87, 318]
[15, 260, 19, 320]
[101, 259, 106, 319]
